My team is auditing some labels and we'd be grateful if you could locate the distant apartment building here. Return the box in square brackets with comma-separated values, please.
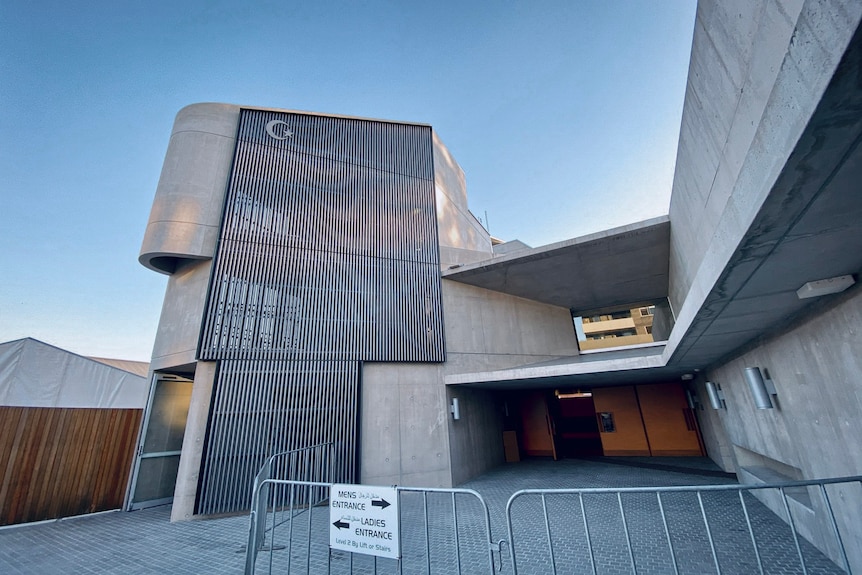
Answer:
[576, 306, 655, 351]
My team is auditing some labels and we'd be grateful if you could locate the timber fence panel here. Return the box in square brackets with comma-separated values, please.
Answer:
[0, 406, 142, 525]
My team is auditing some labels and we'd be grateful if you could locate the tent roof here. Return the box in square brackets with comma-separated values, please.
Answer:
[87, 356, 150, 378]
[0, 338, 149, 409]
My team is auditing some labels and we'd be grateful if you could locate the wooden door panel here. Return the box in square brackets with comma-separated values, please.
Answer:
[518, 391, 556, 458]
[591, 386, 650, 456]
[637, 383, 703, 456]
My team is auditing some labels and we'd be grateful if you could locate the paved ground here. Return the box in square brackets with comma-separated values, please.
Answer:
[0, 458, 846, 574]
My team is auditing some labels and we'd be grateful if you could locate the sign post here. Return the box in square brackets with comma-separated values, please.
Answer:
[329, 484, 400, 559]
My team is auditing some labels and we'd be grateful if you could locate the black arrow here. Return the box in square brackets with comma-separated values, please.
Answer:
[371, 498, 390, 510]
[333, 520, 350, 530]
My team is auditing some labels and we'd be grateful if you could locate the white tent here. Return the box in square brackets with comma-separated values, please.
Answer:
[0, 337, 149, 409]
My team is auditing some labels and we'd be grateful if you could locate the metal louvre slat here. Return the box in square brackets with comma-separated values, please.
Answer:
[197, 360, 359, 514]
[195, 109, 442, 514]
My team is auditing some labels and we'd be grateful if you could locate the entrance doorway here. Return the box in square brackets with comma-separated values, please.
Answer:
[510, 390, 602, 459]
[506, 382, 703, 460]
[127, 373, 193, 510]
[549, 390, 603, 457]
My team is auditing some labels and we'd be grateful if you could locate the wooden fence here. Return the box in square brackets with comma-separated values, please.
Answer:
[0, 406, 142, 526]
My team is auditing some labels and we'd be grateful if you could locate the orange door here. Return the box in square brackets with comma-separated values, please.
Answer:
[518, 391, 557, 459]
[591, 386, 650, 456]
[636, 383, 703, 456]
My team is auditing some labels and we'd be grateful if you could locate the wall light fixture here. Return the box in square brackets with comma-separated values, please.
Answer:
[744, 367, 776, 409]
[450, 397, 461, 420]
[705, 381, 725, 410]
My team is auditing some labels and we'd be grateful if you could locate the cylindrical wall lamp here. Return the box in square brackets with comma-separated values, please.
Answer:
[705, 381, 725, 410]
[685, 389, 697, 409]
[744, 367, 774, 409]
[450, 397, 461, 420]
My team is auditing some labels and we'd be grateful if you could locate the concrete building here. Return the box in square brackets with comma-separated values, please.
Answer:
[135, 0, 862, 568]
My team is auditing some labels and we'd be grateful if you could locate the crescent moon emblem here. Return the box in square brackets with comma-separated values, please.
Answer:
[265, 120, 293, 140]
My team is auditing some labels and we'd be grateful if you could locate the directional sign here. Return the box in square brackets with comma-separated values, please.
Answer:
[330, 484, 399, 559]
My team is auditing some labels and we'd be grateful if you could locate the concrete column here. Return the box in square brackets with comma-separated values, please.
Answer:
[170, 360, 216, 522]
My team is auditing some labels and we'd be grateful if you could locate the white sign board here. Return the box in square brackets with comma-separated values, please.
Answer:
[329, 484, 400, 559]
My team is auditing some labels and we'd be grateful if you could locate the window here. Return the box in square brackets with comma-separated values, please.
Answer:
[598, 412, 616, 433]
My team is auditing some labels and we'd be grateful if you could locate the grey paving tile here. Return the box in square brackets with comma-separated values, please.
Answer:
[0, 458, 847, 574]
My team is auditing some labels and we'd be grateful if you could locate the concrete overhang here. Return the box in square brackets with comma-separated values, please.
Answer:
[444, 344, 692, 390]
[663, 23, 862, 373]
[446, 20, 862, 391]
[442, 216, 670, 313]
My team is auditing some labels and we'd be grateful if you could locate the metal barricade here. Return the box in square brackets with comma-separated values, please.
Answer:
[246, 442, 336, 573]
[246, 480, 502, 574]
[396, 486, 502, 575]
[505, 476, 862, 575]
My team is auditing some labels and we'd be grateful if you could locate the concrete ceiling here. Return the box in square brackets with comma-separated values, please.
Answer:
[667, 28, 862, 371]
[442, 216, 670, 314]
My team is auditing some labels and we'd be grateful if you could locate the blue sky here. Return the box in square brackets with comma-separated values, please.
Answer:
[0, 1, 697, 361]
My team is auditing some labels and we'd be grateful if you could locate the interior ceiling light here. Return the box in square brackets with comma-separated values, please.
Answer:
[796, 275, 855, 299]
[556, 390, 592, 399]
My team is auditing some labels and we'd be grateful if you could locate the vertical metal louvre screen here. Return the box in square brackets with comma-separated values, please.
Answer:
[197, 110, 444, 515]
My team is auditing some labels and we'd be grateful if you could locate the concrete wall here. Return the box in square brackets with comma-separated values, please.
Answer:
[142, 103, 241, 371]
[446, 386, 504, 486]
[140, 103, 239, 275]
[691, 380, 735, 473]
[696, 285, 862, 569]
[149, 258, 213, 372]
[443, 281, 580, 362]
[361, 363, 450, 488]
[670, 0, 862, 476]
[433, 130, 493, 268]
[361, 277, 580, 488]
[667, 5, 862, 567]
[668, 0, 862, 317]
[443, 281, 580, 484]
